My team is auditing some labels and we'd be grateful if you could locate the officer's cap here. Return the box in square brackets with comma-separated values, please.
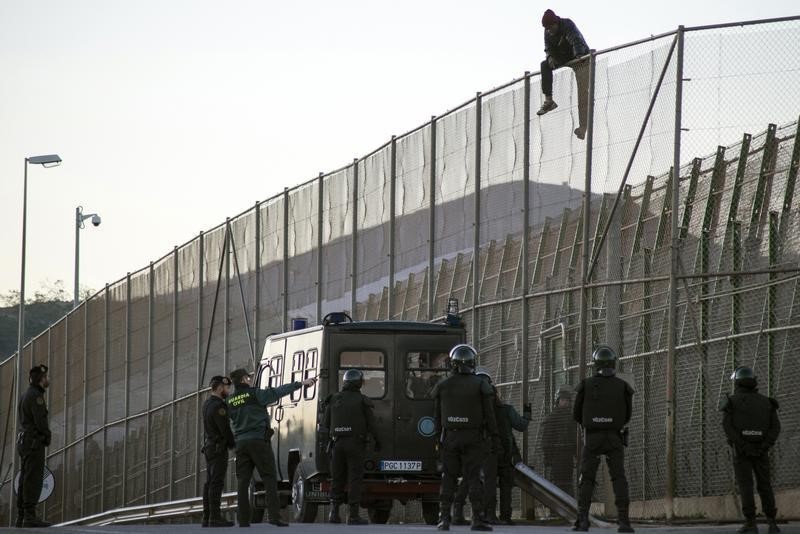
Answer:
[229, 368, 254, 384]
[210, 375, 232, 389]
[29, 364, 48, 380]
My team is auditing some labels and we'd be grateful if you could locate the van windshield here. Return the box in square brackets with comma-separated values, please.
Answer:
[339, 350, 386, 399]
[405, 351, 450, 400]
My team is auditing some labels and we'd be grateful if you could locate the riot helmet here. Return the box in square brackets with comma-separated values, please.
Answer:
[342, 368, 364, 389]
[475, 366, 492, 383]
[449, 344, 477, 374]
[730, 366, 757, 389]
[592, 345, 617, 370]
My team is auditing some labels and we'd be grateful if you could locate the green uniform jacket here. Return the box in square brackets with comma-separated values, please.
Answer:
[227, 382, 301, 442]
[18, 384, 51, 447]
[497, 403, 530, 463]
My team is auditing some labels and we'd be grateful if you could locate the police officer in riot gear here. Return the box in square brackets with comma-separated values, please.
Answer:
[541, 385, 577, 497]
[202, 375, 236, 527]
[16, 364, 52, 528]
[432, 344, 499, 532]
[322, 368, 380, 525]
[452, 368, 530, 526]
[573, 345, 634, 533]
[227, 368, 317, 527]
[721, 366, 781, 534]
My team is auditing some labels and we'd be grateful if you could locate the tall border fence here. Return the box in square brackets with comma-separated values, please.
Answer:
[2, 17, 800, 524]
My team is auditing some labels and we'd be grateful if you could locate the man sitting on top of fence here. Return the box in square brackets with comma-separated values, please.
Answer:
[536, 9, 591, 140]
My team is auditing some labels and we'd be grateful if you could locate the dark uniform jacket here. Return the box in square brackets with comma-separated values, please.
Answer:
[497, 403, 530, 463]
[544, 17, 589, 63]
[541, 404, 576, 463]
[432, 372, 499, 437]
[203, 395, 236, 454]
[573, 371, 634, 431]
[18, 384, 51, 449]
[322, 385, 378, 441]
[721, 386, 780, 455]
[227, 382, 302, 442]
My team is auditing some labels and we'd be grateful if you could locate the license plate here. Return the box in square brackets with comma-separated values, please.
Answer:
[379, 460, 422, 472]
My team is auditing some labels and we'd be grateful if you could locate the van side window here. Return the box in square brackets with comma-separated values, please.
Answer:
[339, 350, 386, 399]
[267, 355, 283, 389]
[304, 349, 318, 400]
[290, 351, 305, 402]
[405, 351, 450, 400]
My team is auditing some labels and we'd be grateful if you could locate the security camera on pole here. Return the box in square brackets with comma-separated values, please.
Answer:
[74, 206, 102, 308]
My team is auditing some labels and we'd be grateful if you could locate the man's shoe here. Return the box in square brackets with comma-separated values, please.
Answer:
[485, 514, 500, 525]
[737, 519, 758, 534]
[537, 100, 558, 116]
[268, 519, 289, 527]
[470, 519, 493, 532]
[768, 520, 780, 534]
[209, 519, 235, 527]
[15, 516, 24, 528]
[574, 126, 586, 140]
[329, 503, 342, 524]
[21, 518, 52, 528]
[452, 503, 469, 525]
[573, 512, 590, 532]
[498, 517, 515, 525]
[347, 517, 368, 525]
[238, 523, 250, 528]
[618, 522, 634, 533]
[437, 520, 451, 531]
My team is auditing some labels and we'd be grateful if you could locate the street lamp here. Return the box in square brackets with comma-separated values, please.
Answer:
[74, 206, 102, 308]
[13, 154, 61, 522]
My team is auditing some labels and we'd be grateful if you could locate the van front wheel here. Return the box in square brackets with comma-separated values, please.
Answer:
[291, 469, 318, 523]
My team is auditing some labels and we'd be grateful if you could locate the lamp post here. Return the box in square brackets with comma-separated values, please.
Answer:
[11, 154, 61, 523]
[74, 206, 102, 308]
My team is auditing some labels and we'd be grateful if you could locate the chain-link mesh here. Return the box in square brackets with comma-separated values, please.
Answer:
[2, 17, 799, 526]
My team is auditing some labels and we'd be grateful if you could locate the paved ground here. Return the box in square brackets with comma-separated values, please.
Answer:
[1, 523, 798, 533]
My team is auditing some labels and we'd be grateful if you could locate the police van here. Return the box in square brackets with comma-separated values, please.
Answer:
[252, 312, 464, 524]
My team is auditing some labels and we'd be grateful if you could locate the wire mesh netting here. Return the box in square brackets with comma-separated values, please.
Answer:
[1, 17, 800, 526]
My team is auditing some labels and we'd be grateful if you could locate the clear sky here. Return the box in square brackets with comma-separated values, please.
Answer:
[1, 0, 797, 298]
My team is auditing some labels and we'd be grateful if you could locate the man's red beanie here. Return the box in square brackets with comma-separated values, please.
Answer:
[542, 9, 560, 27]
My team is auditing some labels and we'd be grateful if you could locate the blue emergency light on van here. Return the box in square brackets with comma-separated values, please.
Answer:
[291, 317, 307, 331]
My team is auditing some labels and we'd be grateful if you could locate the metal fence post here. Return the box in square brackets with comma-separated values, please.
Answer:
[146, 262, 154, 504]
[665, 25, 685, 523]
[61, 317, 68, 519]
[428, 117, 437, 320]
[352, 159, 359, 317]
[195, 232, 204, 497]
[254, 203, 261, 365]
[224, 219, 230, 373]
[768, 211, 778, 396]
[122, 272, 131, 506]
[521, 71, 531, 459]
[283, 189, 290, 331]
[101, 283, 109, 511]
[81, 300, 88, 518]
[389, 136, 397, 319]
[170, 246, 178, 501]
[579, 51, 597, 463]
[317, 173, 324, 324]
[473, 92, 482, 345]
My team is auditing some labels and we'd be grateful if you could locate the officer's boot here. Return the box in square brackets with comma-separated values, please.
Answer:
[470, 514, 493, 532]
[202, 494, 210, 527]
[346, 504, 368, 525]
[452, 502, 469, 526]
[328, 502, 342, 524]
[737, 517, 758, 534]
[572, 510, 590, 532]
[617, 509, 634, 533]
[21, 509, 51, 528]
[767, 518, 780, 534]
[14, 514, 24, 528]
[437, 510, 451, 531]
